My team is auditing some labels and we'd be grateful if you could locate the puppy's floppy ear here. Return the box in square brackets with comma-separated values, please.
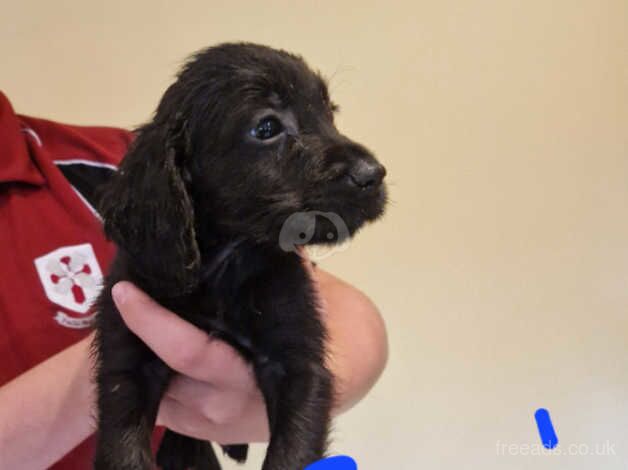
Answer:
[98, 116, 200, 295]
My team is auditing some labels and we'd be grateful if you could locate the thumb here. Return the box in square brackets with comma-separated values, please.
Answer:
[111, 281, 164, 331]
[110, 281, 209, 369]
[110, 281, 246, 382]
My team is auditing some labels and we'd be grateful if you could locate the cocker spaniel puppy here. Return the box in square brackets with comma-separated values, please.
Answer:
[93, 42, 387, 470]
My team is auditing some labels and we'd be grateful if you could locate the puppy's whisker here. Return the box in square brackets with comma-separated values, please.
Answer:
[326, 65, 355, 95]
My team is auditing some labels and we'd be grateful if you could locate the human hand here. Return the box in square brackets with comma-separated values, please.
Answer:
[111, 281, 269, 444]
[110, 257, 387, 444]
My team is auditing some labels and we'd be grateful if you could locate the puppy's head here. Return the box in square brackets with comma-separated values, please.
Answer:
[99, 43, 387, 292]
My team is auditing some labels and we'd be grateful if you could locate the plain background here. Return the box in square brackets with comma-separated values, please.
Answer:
[2, 1, 627, 468]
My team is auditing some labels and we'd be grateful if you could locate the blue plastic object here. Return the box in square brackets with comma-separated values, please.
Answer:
[534, 408, 559, 449]
[304, 455, 358, 470]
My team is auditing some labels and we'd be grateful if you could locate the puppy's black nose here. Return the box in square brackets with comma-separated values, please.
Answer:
[347, 160, 386, 190]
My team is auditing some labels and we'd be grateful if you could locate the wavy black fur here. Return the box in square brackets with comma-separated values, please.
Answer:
[93, 42, 387, 470]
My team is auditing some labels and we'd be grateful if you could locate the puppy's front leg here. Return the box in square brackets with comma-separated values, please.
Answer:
[94, 293, 173, 470]
[257, 362, 333, 470]
[95, 348, 172, 470]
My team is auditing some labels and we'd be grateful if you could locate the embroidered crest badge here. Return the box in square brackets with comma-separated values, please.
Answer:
[34, 243, 103, 328]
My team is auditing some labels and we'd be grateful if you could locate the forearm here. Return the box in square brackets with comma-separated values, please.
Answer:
[314, 268, 388, 414]
[0, 333, 95, 469]
[0, 270, 387, 466]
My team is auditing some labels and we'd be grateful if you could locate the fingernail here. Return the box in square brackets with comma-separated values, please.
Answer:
[112, 282, 128, 305]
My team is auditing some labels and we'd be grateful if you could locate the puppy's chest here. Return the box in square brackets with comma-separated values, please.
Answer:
[189, 283, 267, 360]
[170, 249, 311, 362]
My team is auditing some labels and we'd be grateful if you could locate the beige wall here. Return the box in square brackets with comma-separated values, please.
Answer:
[3, 1, 628, 468]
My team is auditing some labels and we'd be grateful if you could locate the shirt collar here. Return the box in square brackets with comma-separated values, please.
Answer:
[0, 91, 45, 186]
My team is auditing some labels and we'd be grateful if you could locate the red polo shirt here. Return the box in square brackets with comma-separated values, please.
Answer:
[0, 90, 135, 468]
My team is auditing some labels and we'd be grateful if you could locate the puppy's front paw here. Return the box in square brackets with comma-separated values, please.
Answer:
[94, 434, 153, 470]
[156, 429, 222, 470]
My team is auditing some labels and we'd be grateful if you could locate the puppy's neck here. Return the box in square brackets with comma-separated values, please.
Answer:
[197, 233, 289, 287]
[200, 237, 247, 281]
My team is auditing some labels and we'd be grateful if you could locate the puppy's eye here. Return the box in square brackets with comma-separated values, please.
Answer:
[250, 116, 283, 141]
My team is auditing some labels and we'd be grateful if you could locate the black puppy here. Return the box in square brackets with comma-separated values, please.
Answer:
[93, 43, 387, 470]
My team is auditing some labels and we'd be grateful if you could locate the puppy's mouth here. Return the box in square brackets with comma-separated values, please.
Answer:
[337, 180, 387, 223]
[294, 181, 388, 246]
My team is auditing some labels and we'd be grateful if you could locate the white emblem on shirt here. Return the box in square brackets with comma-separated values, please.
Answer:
[33, 243, 103, 328]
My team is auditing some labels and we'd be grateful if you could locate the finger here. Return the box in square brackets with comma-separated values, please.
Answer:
[112, 281, 251, 384]
[165, 374, 260, 423]
[157, 396, 211, 438]
[158, 396, 270, 444]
